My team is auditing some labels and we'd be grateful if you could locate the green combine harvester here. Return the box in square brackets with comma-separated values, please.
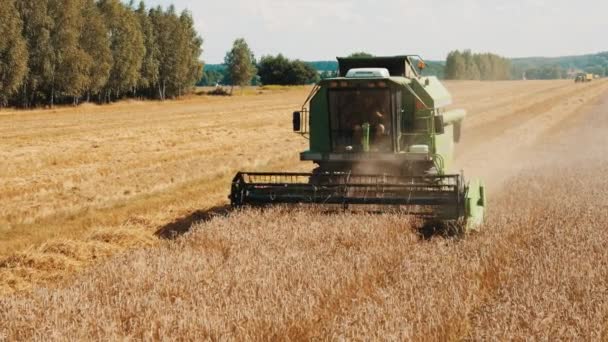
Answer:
[230, 55, 485, 231]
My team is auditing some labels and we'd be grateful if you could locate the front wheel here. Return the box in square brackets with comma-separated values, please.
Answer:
[464, 179, 486, 230]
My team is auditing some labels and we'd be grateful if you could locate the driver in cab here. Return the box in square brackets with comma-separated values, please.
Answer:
[351, 97, 388, 149]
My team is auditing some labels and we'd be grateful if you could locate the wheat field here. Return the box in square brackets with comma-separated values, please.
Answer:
[2, 80, 608, 340]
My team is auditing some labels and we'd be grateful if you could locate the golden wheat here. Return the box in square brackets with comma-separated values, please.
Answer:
[1, 79, 608, 325]
[2, 159, 607, 340]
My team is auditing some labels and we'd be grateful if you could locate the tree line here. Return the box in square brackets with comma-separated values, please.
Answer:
[0, 0, 202, 108]
[205, 50, 435, 88]
[201, 48, 473, 87]
[257, 54, 319, 85]
[445, 50, 511, 80]
[511, 52, 608, 80]
[200, 40, 320, 89]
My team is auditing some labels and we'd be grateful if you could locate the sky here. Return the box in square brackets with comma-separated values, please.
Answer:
[144, 0, 608, 64]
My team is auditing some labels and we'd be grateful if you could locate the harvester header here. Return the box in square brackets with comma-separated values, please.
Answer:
[230, 55, 485, 231]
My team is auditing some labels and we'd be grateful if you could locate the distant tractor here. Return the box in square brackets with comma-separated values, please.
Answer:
[230, 55, 486, 231]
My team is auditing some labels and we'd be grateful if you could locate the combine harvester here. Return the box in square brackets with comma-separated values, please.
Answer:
[575, 73, 594, 83]
[230, 56, 485, 231]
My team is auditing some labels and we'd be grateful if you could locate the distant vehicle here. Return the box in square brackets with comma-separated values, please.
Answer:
[575, 73, 593, 83]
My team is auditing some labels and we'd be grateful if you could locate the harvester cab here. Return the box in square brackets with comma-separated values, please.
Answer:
[231, 55, 485, 231]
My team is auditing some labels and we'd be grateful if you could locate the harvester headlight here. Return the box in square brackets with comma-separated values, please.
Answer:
[367, 82, 376, 88]
[377, 81, 387, 88]
[329, 81, 338, 88]
[340, 81, 349, 88]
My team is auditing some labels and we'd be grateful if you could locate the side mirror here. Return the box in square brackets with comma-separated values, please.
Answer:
[453, 121, 462, 143]
[293, 111, 301, 132]
[434, 116, 445, 134]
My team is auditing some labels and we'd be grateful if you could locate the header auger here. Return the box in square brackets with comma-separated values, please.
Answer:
[230, 55, 485, 232]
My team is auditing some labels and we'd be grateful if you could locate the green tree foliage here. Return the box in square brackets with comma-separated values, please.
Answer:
[257, 54, 290, 85]
[5, 0, 202, 107]
[175, 11, 203, 96]
[512, 52, 608, 79]
[150, 5, 202, 100]
[320, 70, 339, 80]
[348, 52, 374, 58]
[98, 0, 145, 101]
[199, 69, 224, 86]
[16, 0, 54, 107]
[445, 51, 466, 80]
[308, 61, 338, 72]
[462, 50, 481, 80]
[149, 6, 174, 100]
[474, 54, 492, 80]
[47, 0, 91, 105]
[136, 1, 159, 96]
[80, 0, 112, 99]
[307, 59, 446, 79]
[257, 54, 319, 85]
[0, 0, 28, 106]
[418, 61, 445, 79]
[224, 38, 257, 93]
[286, 60, 319, 85]
[445, 50, 511, 80]
[585, 65, 605, 77]
[524, 65, 567, 80]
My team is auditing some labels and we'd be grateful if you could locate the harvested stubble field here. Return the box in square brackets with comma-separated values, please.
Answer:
[2, 80, 608, 340]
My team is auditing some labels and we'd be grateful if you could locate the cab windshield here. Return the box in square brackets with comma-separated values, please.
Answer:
[328, 88, 392, 152]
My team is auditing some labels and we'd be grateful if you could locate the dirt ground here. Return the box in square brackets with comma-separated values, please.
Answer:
[2, 80, 608, 339]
